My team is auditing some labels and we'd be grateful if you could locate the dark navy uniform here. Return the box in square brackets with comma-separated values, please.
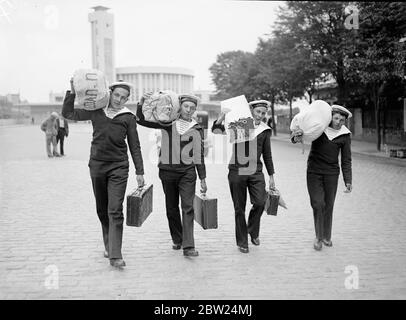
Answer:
[62, 91, 144, 259]
[212, 120, 275, 249]
[136, 103, 206, 252]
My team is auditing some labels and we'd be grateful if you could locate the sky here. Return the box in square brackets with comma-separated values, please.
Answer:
[0, 0, 285, 102]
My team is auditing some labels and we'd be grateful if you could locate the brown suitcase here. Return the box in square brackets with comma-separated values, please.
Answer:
[264, 189, 280, 216]
[126, 184, 153, 227]
[193, 193, 218, 230]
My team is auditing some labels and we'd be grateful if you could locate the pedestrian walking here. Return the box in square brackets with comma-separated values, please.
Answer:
[62, 79, 145, 268]
[56, 114, 69, 156]
[291, 104, 353, 251]
[212, 100, 276, 253]
[40, 112, 60, 158]
[136, 93, 207, 257]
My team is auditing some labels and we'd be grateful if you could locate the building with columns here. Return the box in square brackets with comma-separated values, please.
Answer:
[88, 6, 195, 103]
[116, 66, 194, 103]
[88, 6, 115, 83]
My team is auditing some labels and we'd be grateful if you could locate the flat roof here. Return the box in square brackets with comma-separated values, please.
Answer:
[116, 66, 194, 76]
[15, 103, 61, 107]
[91, 6, 110, 11]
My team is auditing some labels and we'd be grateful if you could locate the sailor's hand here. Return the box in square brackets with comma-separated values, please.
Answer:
[70, 78, 75, 94]
[215, 112, 226, 125]
[200, 179, 207, 194]
[291, 129, 303, 143]
[139, 92, 153, 106]
[136, 175, 145, 188]
[269, 175, 275, 190]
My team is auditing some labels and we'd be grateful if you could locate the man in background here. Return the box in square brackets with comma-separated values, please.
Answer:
[40, 112, 60, 158]
[56, 114, 69, 156]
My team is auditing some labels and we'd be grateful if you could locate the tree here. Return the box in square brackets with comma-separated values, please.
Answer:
[209, 51, 257, 99]
[257, 33, 324, 123]
[254, 39, 286, 136]
[349, 1, 406, 150]
[274, 1, 358, 104]
[209, 49, 284, 135]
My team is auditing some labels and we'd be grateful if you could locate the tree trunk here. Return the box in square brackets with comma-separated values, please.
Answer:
[373, 85, 381, 151]
[336, 57, 347, 104]
[271, 97, 277, 136]
[382, 98, 386, 145]
[289, 96, 293, 122]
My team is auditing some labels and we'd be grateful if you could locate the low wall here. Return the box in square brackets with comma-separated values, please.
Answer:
[359, 128, 406, 147]
[0, 118, 32, 126]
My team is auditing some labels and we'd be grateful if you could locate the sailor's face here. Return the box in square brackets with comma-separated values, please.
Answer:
[330, 112, 346, 130]
[110, 88, 129, 109]
[251, 106, 267, 124]
[180, 101, 197, 121]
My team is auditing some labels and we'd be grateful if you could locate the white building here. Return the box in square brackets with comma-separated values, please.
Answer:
[49, 91, 65, 103]
[88, 6, 115, 83]
[116, 66, 194, 102]
[87, 6, 195, 103]
[5, 93, 21, 105]
[193, 90, 219, 104]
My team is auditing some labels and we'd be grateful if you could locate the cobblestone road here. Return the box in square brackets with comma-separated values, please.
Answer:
[0, 124, 405, 299]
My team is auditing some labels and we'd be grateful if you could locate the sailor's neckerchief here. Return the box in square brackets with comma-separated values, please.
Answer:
[251, 121, 271, 139]
[104, 105, 135, 119]
[175, 118, 198, 135]
[324, 125, 351, 141]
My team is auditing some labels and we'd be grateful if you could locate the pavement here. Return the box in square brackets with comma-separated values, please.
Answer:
[0, 123, 405, 300]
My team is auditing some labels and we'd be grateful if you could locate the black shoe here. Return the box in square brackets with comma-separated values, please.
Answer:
[172, 243, 182, 250]
[238, 246, 249, 253]
[251, 237, 260, 246]
[313, 239, 322, 251]
[110, 258, 126, 268]
[103, 250, 109, 258]
[322, 239, 333, 247]
[183, 249, 199, 257]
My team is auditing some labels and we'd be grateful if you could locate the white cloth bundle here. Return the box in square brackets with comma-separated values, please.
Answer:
[142, 90, 180, 123]
[290, 100, 332, 143]
[72, 69, 110, 111]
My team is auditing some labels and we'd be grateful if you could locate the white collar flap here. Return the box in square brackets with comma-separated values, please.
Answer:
[324, 125, 351, 141]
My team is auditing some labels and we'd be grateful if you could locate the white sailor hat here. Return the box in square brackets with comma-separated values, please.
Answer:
[179, 94, 199, 105]
[331, 104, 352, 118]
[248, 100, 271, 108]
[109, 80, 133, 93]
